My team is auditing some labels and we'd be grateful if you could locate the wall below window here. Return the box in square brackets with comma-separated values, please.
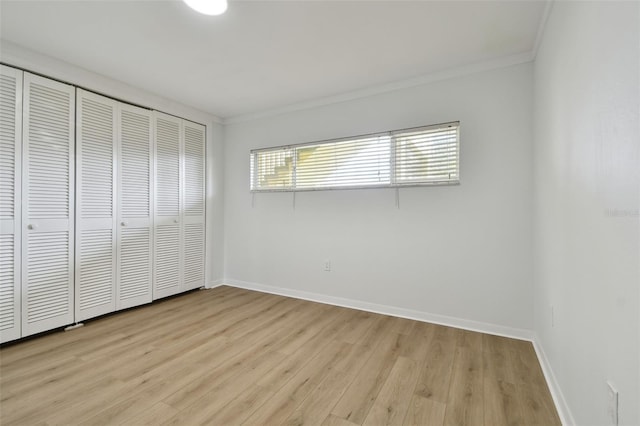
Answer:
[224, 63, 534, 334]
[533, 2, 640, 425]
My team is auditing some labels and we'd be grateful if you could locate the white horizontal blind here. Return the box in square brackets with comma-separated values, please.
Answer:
[250, 121, 459, 192]
[395, 124, 459, 184]
[251, 147, 294, 191]
[296, 135, 390, 190]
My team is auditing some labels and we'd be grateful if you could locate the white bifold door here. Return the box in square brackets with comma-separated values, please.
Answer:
[75, 90, 117, 321]
[0, 65, 23, 343]
[153, 112, 205, 300]
[75, 89, 153, 321]
[22, 73, 76, 337]
[117, 103, 153, 309]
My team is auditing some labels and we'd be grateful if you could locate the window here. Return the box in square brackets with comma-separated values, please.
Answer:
[250, 121, 459, 192]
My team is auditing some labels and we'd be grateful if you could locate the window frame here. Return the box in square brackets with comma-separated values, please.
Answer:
[249, 121, 460, 192]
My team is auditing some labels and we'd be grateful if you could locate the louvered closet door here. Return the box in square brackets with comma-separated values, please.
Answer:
[181, 121, 205, 291]
[117, 104, 153, 310]
[0, 65, 22, 343]
[21, 73, 75, 336]
[75, 90, 117, 321]
[153, 112, 182, 299]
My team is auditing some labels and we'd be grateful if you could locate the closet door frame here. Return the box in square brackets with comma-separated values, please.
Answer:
[21, 72, 75, 337]
[75, 89, 118, 321]
[0, 65, 23, 343]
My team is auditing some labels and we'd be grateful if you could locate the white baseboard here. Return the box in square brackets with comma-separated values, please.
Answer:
[532, 335, 575, 426]
[222, 278, 533, 341]
[206, 279, 225, 289]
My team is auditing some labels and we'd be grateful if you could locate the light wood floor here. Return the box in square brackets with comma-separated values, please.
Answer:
[0, 286, 560, 426]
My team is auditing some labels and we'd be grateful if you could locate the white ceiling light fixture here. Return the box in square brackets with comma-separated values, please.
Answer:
[183, 0, 228, 16]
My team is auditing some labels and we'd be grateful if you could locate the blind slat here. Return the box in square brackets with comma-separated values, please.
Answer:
[251, 122, 459, 191]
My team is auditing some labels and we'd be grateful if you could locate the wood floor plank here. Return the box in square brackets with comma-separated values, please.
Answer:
[321, 414, 360, 426]
[242, 340, 354, 426]
[443, 347, 484, 426]
[483, 377, 523, 426]
[362, 356, 420, 426]
[3, 371, 129, 425]
[161, 327, 285, 411]
[120, 401, 179, 426]
[331, 326, 406, 424]
[509, 344, 549, 389]
[389, 316, 417, 336]
[403, 395, 446, 426]
[396, 321, 434, 362]
[517, 383, 562, 425]
[256, 311, 361, 393]
[160, 349, 287, 425]
[414, 325, 457, 403]
[457, 329, 483, 350]
[282, 368, 353, 426]
[200, 384, 275, 425]
[0, 287, 560, 426]
[337, 310, 378, 344]
[482, 335, 516, 385]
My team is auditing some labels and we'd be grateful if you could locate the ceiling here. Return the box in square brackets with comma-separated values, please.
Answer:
[0, 0, 546, 119]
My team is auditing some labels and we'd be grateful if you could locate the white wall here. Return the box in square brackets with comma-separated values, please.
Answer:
[224, 63, 534, 333]
[532, 2, 639, 425]
[0, 40, 226, 286]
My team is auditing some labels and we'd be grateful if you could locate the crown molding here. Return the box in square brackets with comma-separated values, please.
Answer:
[224, 51, 534, 125]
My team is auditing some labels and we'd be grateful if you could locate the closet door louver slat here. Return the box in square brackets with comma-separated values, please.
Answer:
[0, 65, 22, 343]
[184, 223, 204, 287]
[75, 90, 117, 321]
[153, 113, 182, 299]
[183, 124, 205, 217]
[182, 121, 205, 291]
[22, 73, 75, 337]
[117, 105, 153, 310]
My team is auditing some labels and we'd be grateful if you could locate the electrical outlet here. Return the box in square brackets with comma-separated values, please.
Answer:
[323, 260, 331, 272]
[607, 381, 618, 425]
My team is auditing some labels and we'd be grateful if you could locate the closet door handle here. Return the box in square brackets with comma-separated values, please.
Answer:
[173, 219, 179, 224]
[121, 221, 128, 227]
[27, 224, 37, 230]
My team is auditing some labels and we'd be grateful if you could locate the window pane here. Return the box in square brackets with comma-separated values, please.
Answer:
[395, 124, 459, 184]
[249, 121, 459, 192]
[250, 148, 295, 190]
[295, 135, 391, 189]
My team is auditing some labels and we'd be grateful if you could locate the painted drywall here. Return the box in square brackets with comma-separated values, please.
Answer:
[224, 63, 534, 331]
[532, 2, 640, 425]
[0, 40, 226, 285]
